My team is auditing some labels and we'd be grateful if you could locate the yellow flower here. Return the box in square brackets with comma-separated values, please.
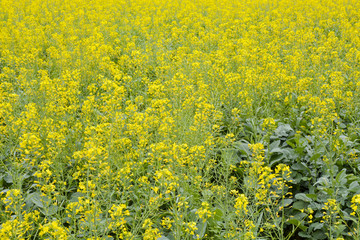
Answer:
[196, 202, 213, 221]
[39, 220, 68, 239]
[234, 194, 249, 215]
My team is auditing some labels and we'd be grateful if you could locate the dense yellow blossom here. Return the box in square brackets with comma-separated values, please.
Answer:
[1, 0, 360, 238]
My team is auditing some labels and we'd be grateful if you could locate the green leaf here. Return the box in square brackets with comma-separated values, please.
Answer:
[4, 174, 12, 183]
[286, 218, 299, 226]
[234, 140, 251, 156]
[196, 220, 207, 238]
[282, 198, 293, 207]
[335, 169, 347, 185]
[275, 124, 293, 137]
[213, 208, 223, 221]
[70, 192, 85, 202]
[309, 153, 321, 162]
[294, 212, 307, 220]
[157, 236, 170, 240]
[298, 231, 312, 238]
[339, 123, 346, 129]
[310, 222, 324, 231]
[269, 140, 281, 151]
[306, 194, 317, 201]
[286, 139, 296, 148]
[40, 205, 58, 216]
[269, 154, 286, 167]
[255, 211, 263, 231]
[291, 162, 309, 172]
[295, 193, 312, 202]
[293, 201, 307, 210]
[287, 218, 307, 231]
[342, 210, 357, 221]
[315, 177, 329, 187]
[270, 147, 283, 154]
[312, 230, 327, 239]
[334, 224, 347, 234]
[27, 192, 51, 208]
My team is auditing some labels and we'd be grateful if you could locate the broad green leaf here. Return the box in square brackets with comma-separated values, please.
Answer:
[234, 140, 251, 156]
[27, 192, 51, 208]
[310, 222, 323, 231]
[349, 181, 360, 193]
[293, 212, 307, 220]
[282, 198, 293, 207]
[295, 193, 312, 202]
[291, 162, 309, 171]
[40, 205, 58, 216]
[196, 220, 207, 238]
[269, 140, 280, 151]
[334, 224, 347, 234]
[70, 192, 85, 202]
[298, 231, 312, 238]
[287, 218, 307, 231]
[275, 124, 293, 137]
[157, 237, 170, 240]
[213, 208, 223, 221]
[312, 230, 327, 239]
[306, 194, 317, 201]
[309, 153, 321, 162]
[293, 200, 307, 210]
[270, 147, 283, 154]
[4, 174, 12, 183]
[335, 169, 347, 185]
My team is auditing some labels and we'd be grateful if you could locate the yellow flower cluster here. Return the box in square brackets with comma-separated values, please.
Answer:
[244, 144, 291, 206]
[196, 201, 213, 222]
[142, 219, 162, 240]
[234, 194, 249, 215]
[39, 220, 68, 239]
[351, 194, 360, 215]
[321, 198, 341, 227]
[1, 0, 360, 238]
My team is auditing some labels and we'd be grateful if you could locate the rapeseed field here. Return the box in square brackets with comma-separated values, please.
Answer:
[1, 0, 360, 239]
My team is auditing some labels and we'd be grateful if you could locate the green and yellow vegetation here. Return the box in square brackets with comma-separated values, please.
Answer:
[1, 0, 360, 239]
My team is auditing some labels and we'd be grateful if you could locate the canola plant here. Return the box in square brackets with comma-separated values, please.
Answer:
[1, 0, 360, 239]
